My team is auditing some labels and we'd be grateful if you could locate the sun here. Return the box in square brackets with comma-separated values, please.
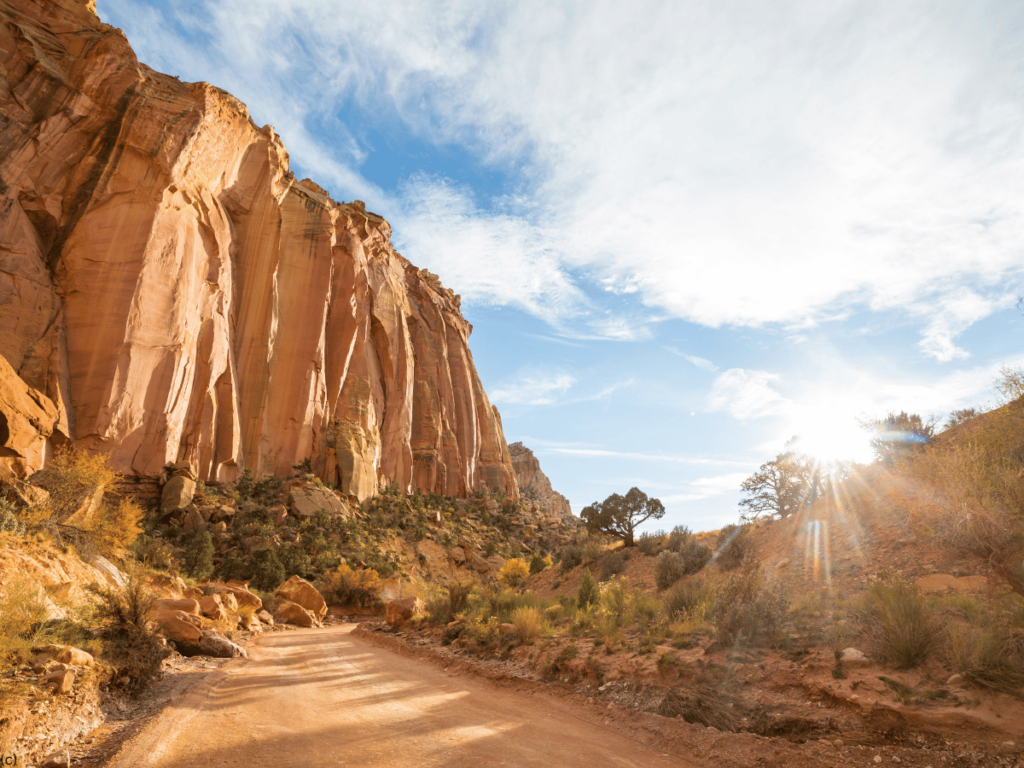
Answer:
[788, 406, 874, 465]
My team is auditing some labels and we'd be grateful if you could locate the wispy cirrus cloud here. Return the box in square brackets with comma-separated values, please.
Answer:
[490, 371, 576, 406]
[543, 448, 749, 467]
[666, 346, 719, 372]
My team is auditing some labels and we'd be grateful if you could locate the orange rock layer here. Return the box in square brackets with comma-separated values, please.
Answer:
[0, 0, 517, 499]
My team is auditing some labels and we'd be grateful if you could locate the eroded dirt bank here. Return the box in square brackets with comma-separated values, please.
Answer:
[102, 624, 690, 768]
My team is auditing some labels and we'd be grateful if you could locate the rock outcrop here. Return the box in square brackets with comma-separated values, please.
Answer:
[0, 0, 517, 501]
[507, 442, 574, 524]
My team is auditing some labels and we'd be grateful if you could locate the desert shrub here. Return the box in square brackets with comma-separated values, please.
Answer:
[664, 576, 714, 620]
[600, 550, 627, 581]
[425, 593, 452, 625]
[511, 606, 542, 643]
[712, 561, 788, 648]
[0, 580, 52, 665]
[131, 533, 176, 570]
[946, 621, 1024, 697]
[715, 524, 754, 570]
[447, 580, 474, 616]
[484, 540, 499, 557]
[600, 577, 632, 624]
[180, 529, 215, 579]
[248, 548, 286, 592]
[318, 563, 381, 607]
[666, 525, 691, 553]
[499, 558, 530, 586]
[636, 530, 662, 556]
[581, 536, 605, 563]
[23, 447, 141, 554]
[656, 543, 712, 590]
[631, 588, 660, 632]
[559, 544, 583, 571]
[0, 498, 25, 536]
[577, 568, 599, 611]
[860, 574, 940, 669]
[90, 575, 164, 696]
[543, 604, 564, 622]
[529, 552, 551, 575]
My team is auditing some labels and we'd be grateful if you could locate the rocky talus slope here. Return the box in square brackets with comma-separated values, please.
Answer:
[507, 441, 574, 524]
[0, 0, 516, 500]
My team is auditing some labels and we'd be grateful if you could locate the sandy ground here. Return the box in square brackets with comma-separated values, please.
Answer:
[103, 624, 694, 768]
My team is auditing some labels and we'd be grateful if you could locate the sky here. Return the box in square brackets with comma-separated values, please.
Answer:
[96, 0, 1024, 532]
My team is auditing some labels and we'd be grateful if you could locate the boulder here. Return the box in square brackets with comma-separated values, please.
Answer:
[288, 487, 350, 518]
[839, 647, 871, 667]
[269, 504, 288, 526]
[183, 587, 205, 600]
[274, 599, 317, 627]
[499, 623, 515, 635]
[257, 610, 275, 626]
[416, 539, 448, 571]
[156, 612, 204, 646]
[152, 598, 201, 616]
[385, 597, 424, 629]
[274, 575, 327, 623]
[449, 546, 467, 566]
[42, 668, 75, 695]
[205, 581, 260, 610]
[32, 645, 94, 667]
[161, 475, 196, 513]
[198, 594, 227, 621]
[90, 555, 128, 589]
[196, 630, 247, 659]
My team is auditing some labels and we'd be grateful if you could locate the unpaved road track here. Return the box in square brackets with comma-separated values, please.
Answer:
[105, 624, 695, 768]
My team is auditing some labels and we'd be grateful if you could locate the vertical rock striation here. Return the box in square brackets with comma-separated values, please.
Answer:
[507, 442, 574, 524]
[0, 0, 516, 499]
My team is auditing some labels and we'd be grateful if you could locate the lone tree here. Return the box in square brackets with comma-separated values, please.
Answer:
[739, 449, 809, 522]
[580, 487, 665, 547]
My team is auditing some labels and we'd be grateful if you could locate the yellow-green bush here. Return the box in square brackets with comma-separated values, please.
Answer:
[860, 574, 939, 669]
[317, 563, 382, 607]
[499, 557, 529, 586]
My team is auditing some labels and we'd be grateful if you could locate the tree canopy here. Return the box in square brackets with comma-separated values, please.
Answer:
[580, 487, 665, 547]
[862, 411, 936, 465]
[739, 448, 810, 522]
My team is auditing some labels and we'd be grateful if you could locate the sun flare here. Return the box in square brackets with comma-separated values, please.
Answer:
[788, 406, 874, 465]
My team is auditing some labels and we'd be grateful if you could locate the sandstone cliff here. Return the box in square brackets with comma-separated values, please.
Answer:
[507, 442, 574, 524]
[0, 0, 516, 499]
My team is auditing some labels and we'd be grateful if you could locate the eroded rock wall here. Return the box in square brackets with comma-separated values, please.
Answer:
[0, 0, 516, 499]
[507, 442, 574, 524]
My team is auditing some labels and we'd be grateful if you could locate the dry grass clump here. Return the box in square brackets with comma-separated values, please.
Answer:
[860, 574, 940, 669]
[317, 563, 382, 607]
[0, 580, 53, 666]
[711, 560, 788, 649]
[945, 614, 1024, 697]
[663, 576, 713, 620]
[658, 680, 739, 731]
[511, 606, 542, 643]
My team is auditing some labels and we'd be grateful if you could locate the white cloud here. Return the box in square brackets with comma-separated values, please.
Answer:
[661, 472, 750, 503]
[708, 369, 792, 421]
[96, 0, 1024, 352]
[490, 370, 576, 405]
[666, 346, 719, 372]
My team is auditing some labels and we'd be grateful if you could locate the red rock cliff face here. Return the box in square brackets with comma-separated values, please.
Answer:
[0, 0, 517, 499]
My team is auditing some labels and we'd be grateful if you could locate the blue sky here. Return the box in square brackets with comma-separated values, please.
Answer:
[96, 0, 1024, 532]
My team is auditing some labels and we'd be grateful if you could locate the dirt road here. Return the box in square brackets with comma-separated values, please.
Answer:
[105, 624, 695, 768]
